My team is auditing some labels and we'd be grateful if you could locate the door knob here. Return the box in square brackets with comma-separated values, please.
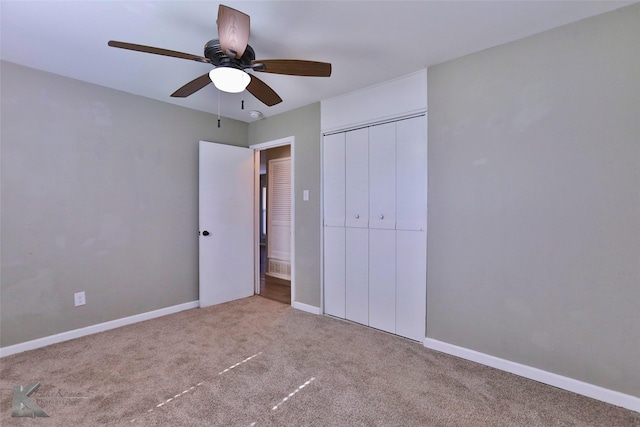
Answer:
[379, 214, 384, 219]
[355, 214, 360, 219]
[202, 230, 210, 236]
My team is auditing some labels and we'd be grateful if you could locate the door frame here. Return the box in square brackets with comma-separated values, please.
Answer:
[249, 136, 295, 305]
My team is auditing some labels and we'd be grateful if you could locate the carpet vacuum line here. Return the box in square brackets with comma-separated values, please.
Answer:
[129, 352, 264, 423]
[249, 376, 317, 426]
[271, 377, 316, 411]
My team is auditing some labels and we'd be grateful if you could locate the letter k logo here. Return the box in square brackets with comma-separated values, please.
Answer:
[12, 382, 49, 418]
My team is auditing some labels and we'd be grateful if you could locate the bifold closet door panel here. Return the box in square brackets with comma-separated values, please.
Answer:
[345, 128, 369, 228]
[396, 116, 427, 231]
[323, 133, 346, 227]
[396, 230, 427, 341]
[345, 227, 369, 325]
[369, 123, 396, 230]
[369, 229, 396, 334]
[324, 226, 346, 318]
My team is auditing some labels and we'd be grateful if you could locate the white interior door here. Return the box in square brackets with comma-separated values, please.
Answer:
[199, 141, 254, 307]
[324, 226, 346, 318]
[345, 128, 369, 228]
[396, 230, 426, 341]
[322, 133, 346, 227]
[369, 228, 396, 334]
[396, 116, 427, 231]
[346, 227, 368, 325]
[368, 123, 396, 230]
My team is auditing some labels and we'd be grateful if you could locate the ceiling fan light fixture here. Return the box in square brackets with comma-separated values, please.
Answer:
[209, 67, 250, 93]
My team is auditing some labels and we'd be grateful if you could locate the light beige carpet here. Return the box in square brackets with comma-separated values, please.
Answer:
[1, 296, 638, 426]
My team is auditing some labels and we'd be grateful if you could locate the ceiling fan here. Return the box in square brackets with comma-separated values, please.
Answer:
[108, 4, 332, 108]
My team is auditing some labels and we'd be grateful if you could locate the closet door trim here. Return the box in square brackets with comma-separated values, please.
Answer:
[322, 111, 426, 137]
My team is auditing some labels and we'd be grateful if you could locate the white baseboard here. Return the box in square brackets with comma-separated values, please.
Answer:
[423, 338, 640, 413]
[0, 301, 199, 358]
[292, 301, 321, 315]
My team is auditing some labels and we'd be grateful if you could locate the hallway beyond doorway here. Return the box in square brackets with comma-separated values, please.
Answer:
[260, 245, 291, 305]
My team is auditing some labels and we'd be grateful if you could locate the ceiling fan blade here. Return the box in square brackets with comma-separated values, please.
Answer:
[171, 73, 212, 98]
[246, 74, 282, 107]
[252, 59, 332, 77]
[108, 41, 210, 63]
[217, 5, 249, 59]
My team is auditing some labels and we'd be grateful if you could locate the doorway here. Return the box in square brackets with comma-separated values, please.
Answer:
[250, 136, 295, 306]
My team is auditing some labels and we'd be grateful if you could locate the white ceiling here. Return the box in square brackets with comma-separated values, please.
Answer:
[1, 1, 634, 123]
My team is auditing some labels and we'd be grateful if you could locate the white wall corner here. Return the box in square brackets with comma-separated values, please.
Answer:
[0, 301, 199, 358]
[423, 337, 640, 413]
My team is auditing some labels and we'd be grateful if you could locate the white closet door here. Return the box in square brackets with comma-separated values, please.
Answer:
[369, 229, 396, 333]
[345, 128, 369, 228]
[324, 226, 345, 318]
[345, 227, 368, 325]
[323, 133, 345, 227]
[396, 230, 426, 341]
[369, 123, 396, 230]
[396, 116, 427, 231]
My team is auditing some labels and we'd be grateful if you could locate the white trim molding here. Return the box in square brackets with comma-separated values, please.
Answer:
[249, 136, 294, 151]
[424, 338, 640, 413]
[292, 302, 321, 315]
[0, 301, 199, 358]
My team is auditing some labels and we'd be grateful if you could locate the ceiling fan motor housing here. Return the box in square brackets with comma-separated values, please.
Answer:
[204, 39, 256, 69]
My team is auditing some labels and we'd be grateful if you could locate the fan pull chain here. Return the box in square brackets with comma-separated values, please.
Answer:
[217, 90, 221, 128]
[242, 92, 245, 110]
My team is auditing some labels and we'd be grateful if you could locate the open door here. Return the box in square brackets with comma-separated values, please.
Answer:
[199, 141, 254, 307]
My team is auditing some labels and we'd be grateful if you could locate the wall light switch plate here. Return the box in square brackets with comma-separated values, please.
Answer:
[74, 291, 86, 307]
[303, 190, 309, 201]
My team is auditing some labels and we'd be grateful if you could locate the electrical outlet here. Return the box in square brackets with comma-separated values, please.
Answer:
[74, 291, 86, 307]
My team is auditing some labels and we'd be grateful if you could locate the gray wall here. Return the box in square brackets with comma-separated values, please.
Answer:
[0, 61, 248, 347]
[249, 103, 322, 307]
[427, 5, 639, 397]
